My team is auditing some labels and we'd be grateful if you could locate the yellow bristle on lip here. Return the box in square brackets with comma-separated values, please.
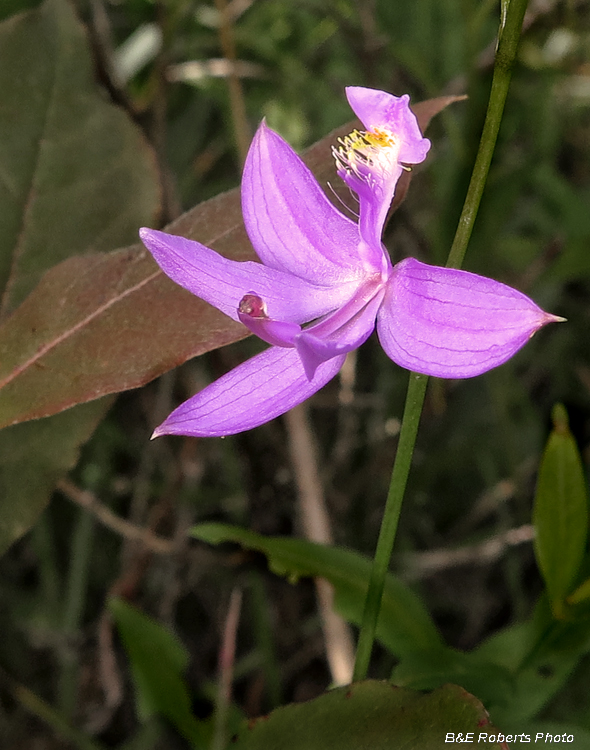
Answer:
[333, 128, 397, 175]
[338, 128, 395, 154]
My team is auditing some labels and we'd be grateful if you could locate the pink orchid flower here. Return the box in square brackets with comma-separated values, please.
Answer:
[140, 87, 560, 437]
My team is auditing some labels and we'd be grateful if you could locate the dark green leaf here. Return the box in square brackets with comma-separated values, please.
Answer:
[474, 598, 590, 724]
[391, 647, 513, 706]
[0, 0, 161, 553]
[232, 681, 506, 749]
[0, 0, 160, 316]
[0, 0, 41, 22]
[109, 597, 209, 749]
[0, 398, 112, 556]
[192, 523, 442, 657]
[533, 404, 588, 618]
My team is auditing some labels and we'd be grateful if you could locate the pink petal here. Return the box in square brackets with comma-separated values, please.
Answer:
[377, 258, 561, 378]
[335, 88, 429, 249]
[345, 87, 430, 164]
[242, 122, 367, 282]
[152, 347, 346, 438]
[140, 228, 359, 325]
[296, 288, 385, 379]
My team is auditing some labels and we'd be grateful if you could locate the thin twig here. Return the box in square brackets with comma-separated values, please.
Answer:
[285, 405, 355, 686]
[402, 524, 535, 581]
[57, 478, 176, 556]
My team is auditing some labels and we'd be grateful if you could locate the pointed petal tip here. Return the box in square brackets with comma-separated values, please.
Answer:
[378, 260, 564, 379]
[139, 226, 154, 242]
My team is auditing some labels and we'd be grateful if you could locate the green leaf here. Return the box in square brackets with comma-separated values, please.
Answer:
[567, 575, 590, 606]
[0, 0, 161, 553]
[109, 597, 209, 749]
[192, 523, 443, 657]
[0, 0, 160, 317]
[0, 398, 112, 556]
[391, 648, 513, 706]
[474, 597, 590, 724]
[231, 681, 506, 749]
[533, 404, 589, 618]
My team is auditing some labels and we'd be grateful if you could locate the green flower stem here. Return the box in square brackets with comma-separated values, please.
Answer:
[353, 0, 530, 682]
[353, 372, 428, 681]
[446, 0, 529, 270]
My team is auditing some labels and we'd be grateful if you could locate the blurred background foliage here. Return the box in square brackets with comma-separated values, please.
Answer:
[2, 0, 590, 746]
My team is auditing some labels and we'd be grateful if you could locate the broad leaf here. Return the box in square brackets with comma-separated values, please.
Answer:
[0, 0, 160, 552]
[232, 681, 505, 749]
[0, 397, 112, 556]
[0, 0, 160, 316]
[474, 597, 590, 724]
[109, 597, 209, 748]
[533, 404, 588, 618]
[0, 244, 245, 428]
[0, 95, 462, 429]
[391, 648, 513, 707]
[192, 523, 442, 657]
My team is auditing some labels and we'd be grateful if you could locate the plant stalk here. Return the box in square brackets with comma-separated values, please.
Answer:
[353, 0, 530, 681]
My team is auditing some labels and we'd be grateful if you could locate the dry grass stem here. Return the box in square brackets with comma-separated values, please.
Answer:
[402, 524, 535, 581]
[285, 405, 355, 686]
[212, 587, 243, 750]
[57, 478, 176, 556]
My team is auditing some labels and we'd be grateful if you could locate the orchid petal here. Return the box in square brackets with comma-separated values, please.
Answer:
[140, 228, 359, 324]
[296, 288, 385, 379]
[345, 87, 430, 164]
[377, 258, 561, 378]
[334, 146, 401, 254]
[242, 122, 367, 282]
[152, 347, 346, 438]
[337, 88, 430, 246]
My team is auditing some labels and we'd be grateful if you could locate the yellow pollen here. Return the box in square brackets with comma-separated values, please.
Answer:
[333, 127, 397, 176]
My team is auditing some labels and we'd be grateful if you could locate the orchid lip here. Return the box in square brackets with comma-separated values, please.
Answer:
[333, 128, 401, 192]
[305, 274, 385, 339]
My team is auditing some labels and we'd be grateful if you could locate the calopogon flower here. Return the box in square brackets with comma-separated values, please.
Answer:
[140, 86, 561, 438]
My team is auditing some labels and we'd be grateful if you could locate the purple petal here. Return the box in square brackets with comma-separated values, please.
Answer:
[152, 347, 346, 438]
[242, 122, 370, 282]
[140, 228, 359, 324]
[296, 287, 385, 379]
[377, 258, 561, 378]
[334, 86, 430, 249]
[345, 87, 430, 164]
[335, 88, 430, 247]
